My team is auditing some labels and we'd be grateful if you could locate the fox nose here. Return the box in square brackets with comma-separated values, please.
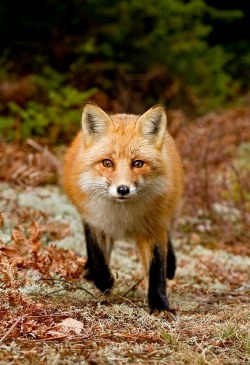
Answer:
[117, 185, 130, 196]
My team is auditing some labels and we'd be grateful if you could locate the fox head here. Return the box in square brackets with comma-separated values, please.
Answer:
[79, 103, 169, 203]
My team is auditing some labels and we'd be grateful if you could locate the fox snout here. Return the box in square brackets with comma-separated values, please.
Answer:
[117, 185, 130, 196]
[108, 183, 136, 200]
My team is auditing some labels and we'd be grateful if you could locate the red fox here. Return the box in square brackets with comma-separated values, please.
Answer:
[63, 103, 183, 314]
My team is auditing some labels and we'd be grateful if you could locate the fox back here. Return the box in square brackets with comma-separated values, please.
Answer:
[63, 103, 183, 314]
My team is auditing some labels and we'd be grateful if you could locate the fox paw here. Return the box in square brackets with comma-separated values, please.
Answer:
[83, 259, 114, 293]
[150, 308, 177, 320]
[149, 293, 175, 316]
[94, 273, 114, 293]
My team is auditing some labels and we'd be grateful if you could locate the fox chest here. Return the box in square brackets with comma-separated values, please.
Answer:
[81, 198, 149, 241]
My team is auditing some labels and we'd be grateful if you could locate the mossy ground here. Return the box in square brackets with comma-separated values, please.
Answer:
[0, 182, 249, 365]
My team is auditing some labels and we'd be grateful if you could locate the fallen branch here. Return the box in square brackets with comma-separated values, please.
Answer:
[0, 316, 23, 343]
[122, 278, 143, 297]
[26, 138, 62, 174]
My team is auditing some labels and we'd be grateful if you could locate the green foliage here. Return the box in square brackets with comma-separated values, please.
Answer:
[205, 0, 250, 91]
[0, 68, 97, 143]
[68, 0, 240, 110]
[0, 0, 249, 141]
[161, 331, 178, 345]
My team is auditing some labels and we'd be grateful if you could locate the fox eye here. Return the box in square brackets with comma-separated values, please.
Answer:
[132, 160, 144, 168]
[102, 159, 113, 168]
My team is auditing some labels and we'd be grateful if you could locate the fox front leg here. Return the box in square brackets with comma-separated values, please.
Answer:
[148, 244, 175, 314]
[166, 237, 176, 280]
[137, 238, 174, 314]
[83, 223, 114, 293]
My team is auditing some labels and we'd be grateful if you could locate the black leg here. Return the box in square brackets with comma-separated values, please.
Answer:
[148, 244, 174, 314]
[166, 237, 176, 280]
[83, 223, 114, 293]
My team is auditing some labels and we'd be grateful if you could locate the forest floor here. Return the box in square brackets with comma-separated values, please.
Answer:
[0, 108, 249, 364]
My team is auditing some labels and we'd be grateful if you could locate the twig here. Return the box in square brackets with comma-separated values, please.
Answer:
[26, 138, 62, 173]
[122, 278, 143, 297]
[0, 316, 23, 343]
[45, 288, 68, 297]
[115, 294, 143, 310]
[39, 278, 96, 298]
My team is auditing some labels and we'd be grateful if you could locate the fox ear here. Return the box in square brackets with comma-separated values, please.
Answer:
[135, 105, 167, 147]
[82, 103, 113, 138]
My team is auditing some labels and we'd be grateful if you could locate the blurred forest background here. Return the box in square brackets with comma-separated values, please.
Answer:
[0, 0, 249, 143]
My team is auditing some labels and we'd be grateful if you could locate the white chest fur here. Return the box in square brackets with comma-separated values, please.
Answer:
[81, 195, 150, 241]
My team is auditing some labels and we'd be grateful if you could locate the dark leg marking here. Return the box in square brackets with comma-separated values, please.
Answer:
[166, 237, 176, 280]
[83, 223, 114, 293]
[148, 244, 174, 314]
